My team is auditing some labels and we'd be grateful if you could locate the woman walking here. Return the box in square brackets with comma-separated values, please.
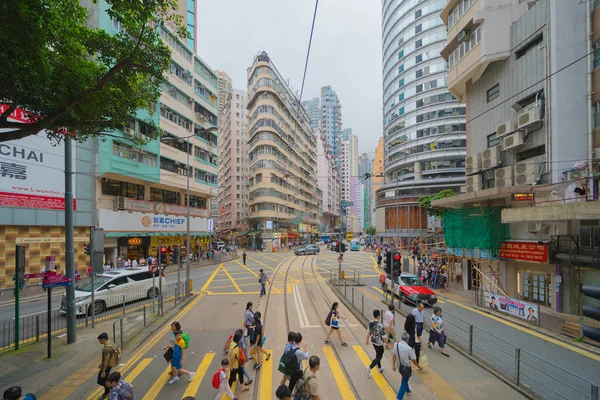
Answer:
[404, 313, 421, 363]
[428, 307, 449, 357]
[324, 302, 348, 347]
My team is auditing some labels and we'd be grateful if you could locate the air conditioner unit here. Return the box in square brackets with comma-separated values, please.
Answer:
[496, 120, 514, 138]
[514, 161, 536, 185]
[565, 171, 587, 181]
[460, 185, 467, 194]
[187, 97, 194, 104]
[465, 174, 482, 192]
[495, 166, 514, 188]
[458, 30, 471, 43]
[195, 112, 205, 122]
[517, 106, 541, 129]
[114, 196, 126, 210]
[503, 131, 525, 151]
[527, 222, 545, 233]
[466, 152, 482, 175]
[482, 145, 501, 170]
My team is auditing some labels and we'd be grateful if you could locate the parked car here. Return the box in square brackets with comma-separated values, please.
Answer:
[350, 241, 360, 251]
[385, 273, 437, 305]
[294, 244, 320, 256]
[60, 268, 166, 316]
[316, 240, 325, 245]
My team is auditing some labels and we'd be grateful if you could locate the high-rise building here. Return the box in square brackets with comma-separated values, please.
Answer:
[372, 137, 384, 230]
[316, 129, 341, 233]
[302, 97, 321, 131]
[247, 52, 319, 247]
[218, 89, 249, 237]
[434, 0, 597, 314]
[216, 71, 233, 120]
[321, 86, 343, 162]
[340, 138, 350, 203]
[377, 0, 467, 243]
[358, 153, 373, 228]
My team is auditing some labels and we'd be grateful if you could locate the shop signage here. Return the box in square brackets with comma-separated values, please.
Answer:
[128, 237, 143, 245]
[16, 237, 87, 244]
[119, 198, 208, 218]
[512, 193, 534, 202]
[483, 291, 539, 324]
[98, 209, 208, 232]
[499, 241, 548, 263]
[0, 105, 77, 210]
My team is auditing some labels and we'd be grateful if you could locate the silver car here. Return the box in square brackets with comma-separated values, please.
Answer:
[294, 244, 320, 255]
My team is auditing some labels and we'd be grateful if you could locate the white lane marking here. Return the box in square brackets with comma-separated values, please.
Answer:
[293, 284, 311, 328]
[13, 308, 60, 319]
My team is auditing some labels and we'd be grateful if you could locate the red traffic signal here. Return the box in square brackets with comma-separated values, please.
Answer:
[394, 254, 401, 261]
[160, 246, 167, 253]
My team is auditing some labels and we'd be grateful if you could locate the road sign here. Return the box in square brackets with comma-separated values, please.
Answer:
[346, 233, 353, 241]
[42, 275, 72, 289]
[148, 264, 159, 274]
[341, 201, 354, 207]
[43, 280, 73, 289]
[24, 272, 47, 279]
[338, 256, 343, 263]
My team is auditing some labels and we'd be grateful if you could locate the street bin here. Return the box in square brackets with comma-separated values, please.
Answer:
[340, 270, 345, 279]
[272, 247, 276, 253]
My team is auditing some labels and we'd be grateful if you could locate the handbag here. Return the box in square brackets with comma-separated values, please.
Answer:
[277, 353, 287, 374]
[163, 347, 174, 363]
[396, 343, 412, 379]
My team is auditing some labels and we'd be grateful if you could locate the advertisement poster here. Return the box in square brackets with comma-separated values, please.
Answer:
[484, 291, 539, 324]
[0, 105, 76, 210]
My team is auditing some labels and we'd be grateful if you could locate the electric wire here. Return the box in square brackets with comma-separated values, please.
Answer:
[299, 0, 320, 102]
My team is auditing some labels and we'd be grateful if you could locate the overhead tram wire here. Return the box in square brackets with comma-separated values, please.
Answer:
[299, 0, 320, 103]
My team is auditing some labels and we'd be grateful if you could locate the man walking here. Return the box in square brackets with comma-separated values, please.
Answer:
[258, 269, 270, 297]
[411, 302, 425, 346]
[242, 251, 247, 265]
[365, 309, 389, 378]
[384, 303, 396, 348]
[296, 356, 321, 400]
[97, 332, 118, 399]
[392, 331, 422, 399]
[287, 332, 310, 391]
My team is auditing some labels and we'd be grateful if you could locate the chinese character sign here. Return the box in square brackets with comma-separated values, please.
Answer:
[484, 291, 539, 324]
[499, 241, 548, 263]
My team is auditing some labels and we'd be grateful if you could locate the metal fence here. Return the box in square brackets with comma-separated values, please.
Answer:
[330, 274, 599, 400]
[0, 281, 186, 351]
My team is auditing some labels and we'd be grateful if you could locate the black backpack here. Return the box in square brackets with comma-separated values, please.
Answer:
[284, 346, 300, 375]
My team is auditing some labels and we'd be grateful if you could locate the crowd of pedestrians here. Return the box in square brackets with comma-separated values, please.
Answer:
[416, 262, 449, 291]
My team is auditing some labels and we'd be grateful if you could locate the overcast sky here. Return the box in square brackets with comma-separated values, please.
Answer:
[196, 0, 383, 156]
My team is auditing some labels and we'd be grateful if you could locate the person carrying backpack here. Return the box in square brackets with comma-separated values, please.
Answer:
[212, 359, 238, 400]
[228, 331, 250, 394]
[323, 302, 348, 347]
[105, 372, 134, 400]
[365, 310, 389, 379]
[286, 332, 309, 392]
[167, 331, 195, 384]
[97, 332, 121, 399]
[293, 355, 321, 400]
[278, 331, 296, 386]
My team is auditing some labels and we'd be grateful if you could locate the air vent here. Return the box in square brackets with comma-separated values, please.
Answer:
[514, 162, 536, 186]
[503, 131, 525, 151]
[495, 166, 514, 188]
[517, 106, 541, 129]
[496, 120, 514, 138]
[482, 146, 501, 170]
[466, 174, 482, 193]
[466, 152, 482, 175]
[114, 196, 126, 210]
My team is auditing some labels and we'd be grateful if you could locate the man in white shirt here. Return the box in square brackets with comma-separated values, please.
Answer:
[383, 304, 396, 349]
[411, 303, 425, 346]
[392, 331, 422, 399]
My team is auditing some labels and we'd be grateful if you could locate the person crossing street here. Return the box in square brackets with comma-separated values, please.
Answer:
[258, 269, 270, 297]
[392, 331, 423, 399]
[365, 309, 389, 378]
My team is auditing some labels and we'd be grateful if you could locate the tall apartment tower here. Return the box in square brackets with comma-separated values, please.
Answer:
[247, 52, 319, 247]
[216, 71, 233, 120]
[377, 0, 467, 243]
[321, 86, 343, 163]
[302, 97, 321, 131]
[218, 89, 249, 236]
[358, 153, 373, 228]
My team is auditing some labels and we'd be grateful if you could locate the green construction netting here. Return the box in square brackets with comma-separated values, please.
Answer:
[442, 207, 510, 251]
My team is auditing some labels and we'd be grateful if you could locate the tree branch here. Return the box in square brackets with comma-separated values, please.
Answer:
[0, 123, 44, 142]
[0, 104, 17, 123]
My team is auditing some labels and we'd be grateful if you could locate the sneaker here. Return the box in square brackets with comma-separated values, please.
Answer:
[324, 339, 331, 344]
[378, 367, 385, 373]
[266, 353, 271, 361]
[168, 376, 180, 384]
[341, 342, 348, 347]
[253, 362, 262, 370]
[97, 395, 108, 400]
[244, 380, 253, 385]
[366, 366, 371, 379]
[188, 372, 195, 382]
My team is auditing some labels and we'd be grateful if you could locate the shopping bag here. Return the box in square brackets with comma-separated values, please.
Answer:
[277, 353, 287, 374]
[419, 354, 429, 368]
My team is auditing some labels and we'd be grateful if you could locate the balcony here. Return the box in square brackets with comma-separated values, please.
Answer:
[443, 27, 486, 102]
[441, 0, 480, 43]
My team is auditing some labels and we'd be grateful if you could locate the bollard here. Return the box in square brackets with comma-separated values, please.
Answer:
[85, 306, 89, 327]
[175, 285, 178, 307]
[344, 280, 347, 297]
[358, 271, 361, 284]
[119, 319, 124, 349]
[468, 325, 473, 355]
[353, 270, 356, 282]
[36, 315, 40, 343]
[514, 348, 521, 386]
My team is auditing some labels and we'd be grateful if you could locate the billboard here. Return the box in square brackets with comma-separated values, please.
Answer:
[483, 291, 539, 324]
[0, 105, 76, 210]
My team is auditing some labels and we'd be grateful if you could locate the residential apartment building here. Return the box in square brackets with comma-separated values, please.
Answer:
[377, 0, 467, 243]
[321, 86, 343, 162]
[372, 137, 385, 227]
[316, 129, 341, 233]
[216, 71, 233, 122]
[433, 0, 599, 317]
[247, 52, 319, 247]
[358, 153, 373, 229]
[302, 97, 321, 131]
[218, 89, 249, 238]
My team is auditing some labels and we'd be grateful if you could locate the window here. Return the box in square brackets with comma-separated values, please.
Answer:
[415, 39, 422, 48]
[516, 33, 543, 59]
[150, 187, 181, 204]
[416, 84, 423, 93]
[487, 133, 501, 148]
[415, 9, 422, 18]
[398, 64, 404, 73]
[398, 49, 404, 59]
[398, 92, 404, 101]
[415, 24, 422, 34]
[185, 194, 207, 208]
[398, 78, 404, 88]
[101, 178, 145, 200]
[160, 156, 191, 177]
[487, 84, 500, 102]
[113, 142, 158, 166]
[595, 40, 600, 69]
[594, 102, 600, 128]
[517, 145, 546, 162]
[415, 54, 423, 63]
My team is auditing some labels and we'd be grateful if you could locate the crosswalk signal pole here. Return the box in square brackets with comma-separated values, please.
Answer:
[581, 285, 600, 341]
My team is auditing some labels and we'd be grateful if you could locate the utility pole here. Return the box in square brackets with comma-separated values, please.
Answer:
[185, 138, 191, 296]
[64, 136, 76, 344]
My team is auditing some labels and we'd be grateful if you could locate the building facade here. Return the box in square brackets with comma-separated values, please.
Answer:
[218, 89, 249, 238]
[377, 0, 467, 243]
[247, 52, 319, 247]
[321, 86, 343, 163]
[434, 0, 599, 316]
[316, 129, 341, 233]
[302, 97, 321, 131]
[358, 153, 373, 229]
[216, 71, 233, 123]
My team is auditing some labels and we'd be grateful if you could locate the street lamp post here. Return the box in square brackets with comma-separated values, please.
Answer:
[209, 186, 220, 260]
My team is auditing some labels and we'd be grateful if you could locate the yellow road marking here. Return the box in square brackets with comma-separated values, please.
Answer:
[125, 357, 153, 383]
[201, 264, 222, 291]
[210, 282, 266, 289]
[249, 257, 301, 284]
[437, 299, 445, 304]
[212, 276, 257, 282]
[352, 345, 396, 398]
[441, 297, 600, 362]
[323, 346, 357, 400]
[372, 286, 385, 295]
[221, 265, 243, 293]
[259, 349, 274, 400]
[287, 283, 292, 294]
[141, 365, 172, 400]
[223, 381, 237, 400]
[417, 367, 465, 399]
[86, 292, 207, 400]
[371, 255, 379, 272]
[183, 352, 215, 397]
[207, 290, 284, 296]
[235, 259, 260, 277]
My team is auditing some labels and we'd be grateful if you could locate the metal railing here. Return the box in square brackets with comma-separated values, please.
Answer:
[0, 281, 187, 351]
[330, 273, 599, 400]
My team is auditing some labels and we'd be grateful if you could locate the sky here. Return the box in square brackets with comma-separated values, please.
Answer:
[196, 0, 383, 156]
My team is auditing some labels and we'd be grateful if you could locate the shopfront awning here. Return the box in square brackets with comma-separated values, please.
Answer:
[244, 231, 261, 237]
[104, 231, 212, 238]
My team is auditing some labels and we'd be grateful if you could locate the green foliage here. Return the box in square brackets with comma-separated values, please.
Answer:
[365, 226, 376, 235]
[419, 189, 455, 218]
[0, 0, 187, 143]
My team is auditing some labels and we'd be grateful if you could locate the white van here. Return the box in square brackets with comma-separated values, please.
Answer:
[60, 268, 166, 316]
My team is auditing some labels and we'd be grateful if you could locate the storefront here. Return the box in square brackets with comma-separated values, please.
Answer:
[117, 236, 151, 262]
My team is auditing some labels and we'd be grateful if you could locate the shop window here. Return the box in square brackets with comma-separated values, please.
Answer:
[150, 187, 181, 204]
[101, 178, 145, 200]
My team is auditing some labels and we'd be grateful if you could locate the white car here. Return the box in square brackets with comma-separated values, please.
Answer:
[60, 268, 166, 316]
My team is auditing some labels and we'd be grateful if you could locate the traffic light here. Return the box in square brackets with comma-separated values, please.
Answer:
[84, 243, 91, 256]
[582, 285, 600, 341]
[159, 246, 167, 266]
[393, 253, 401, 275]
[384, 252, 392, 274]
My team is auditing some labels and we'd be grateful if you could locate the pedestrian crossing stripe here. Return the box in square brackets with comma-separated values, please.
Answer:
[323, 346, 357, 400]
[141, 365, 172, 400]
[183, 352, 215, 398]
[352, 345, 397, 399]
[259, 349, 273, 400]
[126, 358, 153, 383]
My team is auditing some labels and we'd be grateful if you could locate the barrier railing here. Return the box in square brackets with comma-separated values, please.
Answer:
[330, 273, 599, 400]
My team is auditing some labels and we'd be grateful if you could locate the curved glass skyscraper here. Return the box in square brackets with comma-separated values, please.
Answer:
[377, 0, 466, 242]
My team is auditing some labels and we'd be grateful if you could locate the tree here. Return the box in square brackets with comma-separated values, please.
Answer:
[419, 189, 455, 218]
[0, 0, 187, 144]
[365, 226, 376, 235]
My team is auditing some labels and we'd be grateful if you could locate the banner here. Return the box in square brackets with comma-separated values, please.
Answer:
[483, 291, 539, 324]
[499, 241, 548, 263]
